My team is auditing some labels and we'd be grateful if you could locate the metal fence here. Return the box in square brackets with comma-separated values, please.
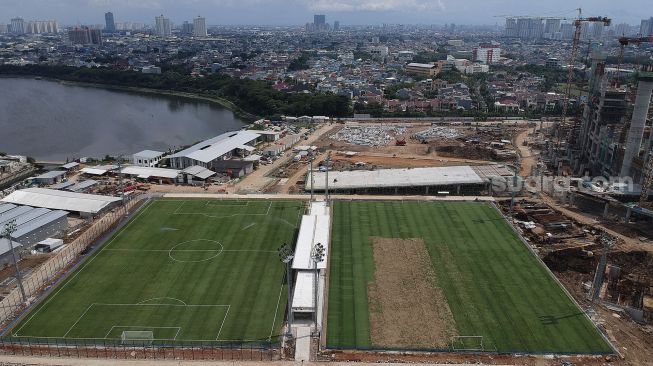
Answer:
[0, 197, 143, 326]
[0, 337, 279, 361]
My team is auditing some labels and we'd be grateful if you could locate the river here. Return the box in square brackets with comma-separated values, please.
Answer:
[0, 78, 244, 161]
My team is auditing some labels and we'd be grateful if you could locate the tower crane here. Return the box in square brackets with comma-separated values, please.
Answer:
[557, 9, 611, 170]
[615, 36, 653, 86]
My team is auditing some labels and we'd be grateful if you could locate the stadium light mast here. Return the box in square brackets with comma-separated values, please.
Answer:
[2, 220, 27, 302]
[116, 154, 128, 216]
[324, 153, 331, 206]
[278, 244, 295, 339]
[310, 242, 325, 336]
[310, 156, 315, 202]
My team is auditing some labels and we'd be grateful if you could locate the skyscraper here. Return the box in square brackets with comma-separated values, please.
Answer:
[105, 12, 116, 32]
[193, 16, 207, 37]
[641, 17, 653, 36]
[10, 17, 25, 34]
[182, 21, 194, 35]
[155, 15, 171, 37]
[25, 20, 58, 34]
[333, 21, 340, 31]
[68, 26, 102, 45]
[313, 14, 326, 31]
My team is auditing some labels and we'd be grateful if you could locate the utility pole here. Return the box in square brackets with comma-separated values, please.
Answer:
[310, 242, 325, 336]
[2, 220, 27, 302]
[278, 244, 295, 339]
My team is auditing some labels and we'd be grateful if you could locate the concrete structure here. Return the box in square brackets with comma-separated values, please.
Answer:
[10, 18, 25, 35]
[34, 171, 66, 185]
[473, 43, 501, 64]
[169, 131, 260, 170]
[290, 201, 330, 323]
[105, 12, 116, 32]
[193, 16, 207, 37]
[367, 45, 389, 60]
[26, 20, 58, 34]
[621, 66, 653, 178]
[1, 188, 121, 217]
[210, 160, 254, 178]
[640, 17, 653, 37]
[133, 150, 165, 167]
[574, 46, 629, 177]
[405, 63, 440, 77]
[155, 15, 171, 38]
[68, 27, 102, 45]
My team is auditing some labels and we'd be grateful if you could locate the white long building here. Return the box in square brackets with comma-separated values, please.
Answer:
[168, 131, 260, 170]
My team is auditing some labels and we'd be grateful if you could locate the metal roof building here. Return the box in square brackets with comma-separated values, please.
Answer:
[0, 203, 68, 264]
[305, 165, 511, 196]
[121, 166, 180, 180]
[1, 188, 121, 216]
[168, 131, 260, 170]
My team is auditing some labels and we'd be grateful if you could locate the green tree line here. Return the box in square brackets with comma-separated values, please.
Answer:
[0, 65, 351, 119]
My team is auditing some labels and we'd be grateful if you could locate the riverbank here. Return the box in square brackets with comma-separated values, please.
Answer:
[0, 75, 259, 122]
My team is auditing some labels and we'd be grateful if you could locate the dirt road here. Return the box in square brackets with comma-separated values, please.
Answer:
[513, 127, 537, 177]
[235, 124, 334, 193]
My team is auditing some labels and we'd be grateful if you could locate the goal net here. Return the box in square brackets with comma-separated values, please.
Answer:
[450, 336, 484, 351]
[121, 330, 154, 345]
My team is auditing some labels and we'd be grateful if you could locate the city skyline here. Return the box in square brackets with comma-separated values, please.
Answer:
[0, 0, 650, 26]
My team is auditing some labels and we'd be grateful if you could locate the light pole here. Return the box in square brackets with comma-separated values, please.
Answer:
[309, 156, 315, 202]
[278, 244, 295, 339]
[310, 242, 325, 336]
[510, 156, 521, 216]
[116, 155, 128, 216]
[324, 153, 331, 206]
[2, 220, 27, 302]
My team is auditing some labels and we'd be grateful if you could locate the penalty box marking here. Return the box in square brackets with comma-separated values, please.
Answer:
[63, 303, 231, 341]
[104, 326, 181, 340]
[171, 200, 273, 218]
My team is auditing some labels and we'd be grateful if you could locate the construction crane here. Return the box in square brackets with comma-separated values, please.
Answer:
[557, 9, 611, 171]
[615, 36, 653, 87]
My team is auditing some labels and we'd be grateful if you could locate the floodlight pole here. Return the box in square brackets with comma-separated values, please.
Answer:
[325, 153, 330, 206]
[278, 244, 295, 339]
[2, 220, 27, 302]
[310, 157, 314, 202]
[310, 243, 325, 336]
[117, 155, 127, 216]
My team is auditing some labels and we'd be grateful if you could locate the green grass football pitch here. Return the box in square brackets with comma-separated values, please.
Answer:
[327, 200, 612, 354]
[12, 199, 304, 343]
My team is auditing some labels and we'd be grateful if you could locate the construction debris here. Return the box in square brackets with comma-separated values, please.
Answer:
[413, 127, 461, 141]
[331, 125, 408, 147]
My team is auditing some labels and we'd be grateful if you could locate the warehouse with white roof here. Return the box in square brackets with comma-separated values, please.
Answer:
[305, 165, 511, 195]
[0, 203, 68, 265]
[168, 131, 260, 170]
[1, 188, 122, 217]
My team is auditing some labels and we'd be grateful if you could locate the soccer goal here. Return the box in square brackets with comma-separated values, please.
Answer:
[121, 331, 154, 345]
[450, 335, 484, 352]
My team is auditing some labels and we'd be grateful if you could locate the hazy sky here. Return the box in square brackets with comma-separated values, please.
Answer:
[0, 0, 648, 26]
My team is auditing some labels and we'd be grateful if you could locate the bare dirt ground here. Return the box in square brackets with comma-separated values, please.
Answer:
[0, 254, 51, 294]
[367, 237, 457, 349]
[513, 127, 538, 177]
